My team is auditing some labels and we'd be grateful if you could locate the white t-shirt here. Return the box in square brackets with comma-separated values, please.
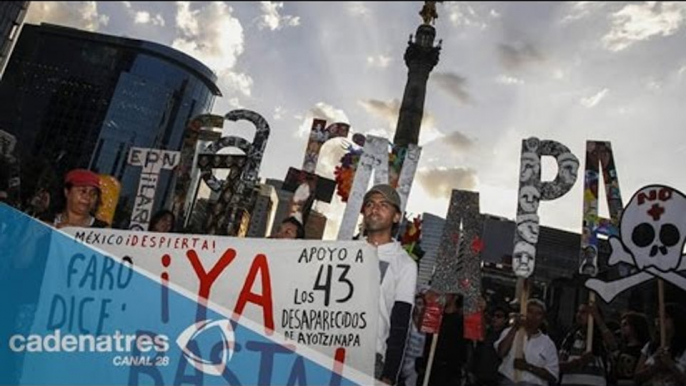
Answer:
[494, 326, 560, 386]
[376, 241, 417, 359]
[641, 342, 686, 386]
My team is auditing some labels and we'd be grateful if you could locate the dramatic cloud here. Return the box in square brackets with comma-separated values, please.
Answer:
[552, 68, 567, 80]
[444, 2, 488, 29]
[296, 102, 350, 138]
[26, 2, 109, 31]
[347, 2, 371, 18]
[258, 2, 300, 31]
[495, 74, 524, 85]
[172, 2, 250, 96]
[437, 131, 475, 153]
[357, 99, 442, 143]
[646, 79, 661, 91]
[366, 55, 392, 68]
[417, 167, 478, 199]
[273, 106, 285, 121]
[560, 2, 606, 24]
[223, 72, 253, 97]
[120, 3, 165, 27]
[431, 72, 472, 104]
[580, 88, 609, 108]
[134, 11, 165, 26]
[228, 98, 242, 109]
[679, 64, 686, 79]
[173, 2, 243, 71]
[603, 2, 686, 52]
[497, 42, 545, 71]
[358, 99, 400, 130]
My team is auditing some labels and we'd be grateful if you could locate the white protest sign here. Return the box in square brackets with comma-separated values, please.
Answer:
[63, 228, 380, 377]
[128, 148, 180, 231]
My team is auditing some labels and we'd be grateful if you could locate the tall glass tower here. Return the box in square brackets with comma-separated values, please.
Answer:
[0, 23, 222, 226]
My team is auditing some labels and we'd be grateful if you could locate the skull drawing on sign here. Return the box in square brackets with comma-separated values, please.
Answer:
[620, 186, 686, 272]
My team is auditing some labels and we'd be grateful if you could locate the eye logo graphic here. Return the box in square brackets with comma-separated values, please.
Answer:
[176, 319, 235, 376]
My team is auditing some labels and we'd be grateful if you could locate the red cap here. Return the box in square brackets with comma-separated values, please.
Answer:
[65, 169, 100, 189]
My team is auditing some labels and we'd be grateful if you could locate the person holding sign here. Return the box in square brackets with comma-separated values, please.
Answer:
[494, 299, 558, 386]
[610, 311, 651, 385]
[469, 302, 510, 386]
[416, 293, 467, 386]
[558, 303, 612, 385]
[634, 303, 686, 386]
[51, 169, 108, 229]
[364, 184, 418, 386]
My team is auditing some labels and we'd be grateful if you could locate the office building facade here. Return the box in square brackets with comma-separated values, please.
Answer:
[0, 23, 221, 226]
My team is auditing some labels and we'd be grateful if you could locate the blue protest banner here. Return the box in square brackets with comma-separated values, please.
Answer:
[0, 204, 377, 385]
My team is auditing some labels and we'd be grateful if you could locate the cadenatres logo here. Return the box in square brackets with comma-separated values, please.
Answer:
[8, 330, 170, 353]
[176, 319, 235, 376]
[8, 319, 235, 375]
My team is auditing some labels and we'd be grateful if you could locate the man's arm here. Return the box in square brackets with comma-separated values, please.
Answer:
[589, 304, 618, 351]
[381, 301, 413, 384]
[513, 336, 559, 384]
[634, 352, 658, 384]
[381, 256, 417, 384]
[496, 321, 521, 359]
[557, 332, 589, 373]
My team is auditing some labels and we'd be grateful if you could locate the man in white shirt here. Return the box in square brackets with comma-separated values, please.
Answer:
[495, 298, 559, 386]
[364, 184, 418, 386]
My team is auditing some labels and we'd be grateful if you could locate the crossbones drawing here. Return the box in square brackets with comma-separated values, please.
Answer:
[586, 185, 686, 303]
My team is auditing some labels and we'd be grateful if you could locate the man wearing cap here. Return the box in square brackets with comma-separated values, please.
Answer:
[495, 298, 558, 385]
[53, 169, 108, 229]
[363, 184, 417, 385]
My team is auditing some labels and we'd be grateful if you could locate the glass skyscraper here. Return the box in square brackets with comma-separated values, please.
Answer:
[0, 23, 221, 226]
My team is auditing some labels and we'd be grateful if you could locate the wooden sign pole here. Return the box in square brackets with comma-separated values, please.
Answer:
[658, 279, 666, 348]
[586, 292, 596, 353]
[421, 332, 440, 386]
[513, 278, 529, 383]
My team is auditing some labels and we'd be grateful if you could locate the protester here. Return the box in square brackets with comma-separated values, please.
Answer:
[50, 169, 108, 229]
[148, 209, 176, 233]
[274, 216, 305, 239]
[416, 292, 468, 386]
[634, 303, 686, 386]
[469, 301, 509, 386]
[558, 303, 612, 385]
[495, 298, 559, 386]
[611, 311, 651, 385]
[364, 184, 417, 385]
[399, 291, 427, 386]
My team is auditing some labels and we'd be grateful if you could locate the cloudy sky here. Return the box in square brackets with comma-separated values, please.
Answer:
[24, 2, 686, 239]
